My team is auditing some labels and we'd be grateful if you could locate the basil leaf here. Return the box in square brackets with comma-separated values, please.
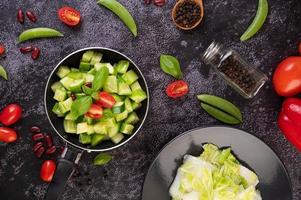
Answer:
[71, 96, 92, 118]
[92, 67, 109, 91]
[93, 153, 112, 166]
[0, 65, 8, 80]
[82, 85, 93, 95]
[160, 55, 183, 79]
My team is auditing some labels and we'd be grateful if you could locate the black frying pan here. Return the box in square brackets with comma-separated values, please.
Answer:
[44, 47, 149, 200]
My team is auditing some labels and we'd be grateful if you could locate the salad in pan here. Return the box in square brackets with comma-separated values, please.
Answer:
[169, 144, 262, 200]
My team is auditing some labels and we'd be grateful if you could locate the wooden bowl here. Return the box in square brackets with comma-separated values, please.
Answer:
[172, 0, 204, 31]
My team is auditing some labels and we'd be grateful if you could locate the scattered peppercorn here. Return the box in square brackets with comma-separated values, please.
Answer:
[175, 0, 201, 28]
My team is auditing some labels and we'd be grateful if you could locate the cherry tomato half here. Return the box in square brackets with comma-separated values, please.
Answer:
[0, 44, 5, 56]
[96, 92, 116, 108]
[166, 80, 189, 99]
[0, 104, 22, 126]
[40, 160, 56, 182]
[86, 104, 103, 119]
[58, 6, 81, 26]
[0, 127, 17, 143]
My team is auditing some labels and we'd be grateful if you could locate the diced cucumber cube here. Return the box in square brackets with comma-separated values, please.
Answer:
[102, 118, 116, 128]
[58, 97, 73, 114]
[87, 125, 95, 135]
[108, 123, 120, 138]
[90, 52, 103, 65]
[94, 122, 107, 134]
[122, 70, 138, 85]
[85, 74, 94, 83]
[130, 81, 142, 91]
[53, 88, 67, 102]
[79, 61, 91, 72]
[65, 112, 77, 120]
[91, 134, 105, 147]
[104, 76, 118, 93]
[52, 103, 64, 117]
[71, 68, 80, 72]
[87, 68, 96, 75]
[118, 79, 132, 96]
[130, 89, 147, 103]
[60, 76, 74, 90]
[124, 98, 133, 113]
[103, 109, 114, 118]
[111, 94, 124, 102]
[115, 110, 128, 122]
[69, 79, 85, 93]
[56, 66, 70, 78]
[132, 101, 142, 110]
[84, 115, 94, 125]
[77, 122, 88, 134]
[64, 120, 77, 133]
[120, 123, 135, 135]
[82, 50, 94, 62]
[125, 112, 139, 124]
[67, 71, 83, 79]
[116, 60, 130, 74]
[111, 133, 124, 144]
[51, 81, 64, 92]
[112, 102, 124, 114]
[79, 133, 91, 144]
[95, 63, 114, 74]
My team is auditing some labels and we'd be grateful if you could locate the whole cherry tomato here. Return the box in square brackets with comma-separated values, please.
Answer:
[58, 6, 81, 26]
[165, 80, 189, 98]
[273, 57, 301, 97]
[0, 104, 22, 126]
[0, 127, 17, 143]
[0, 44, 5, 56]
[40, 160, 56, 182]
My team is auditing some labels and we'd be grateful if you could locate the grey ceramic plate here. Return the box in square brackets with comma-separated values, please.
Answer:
[142, 127, 292, 200]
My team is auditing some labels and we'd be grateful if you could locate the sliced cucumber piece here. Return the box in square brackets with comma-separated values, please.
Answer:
[65, 112, 77, 120]
[53, 88, 67, 102]
[58, 97, 73, 114]
[104, 75, 118, 93]
[130, 89, 147, 103]
[87, 125, 95, 135]
[69, 79, 85, 93]
[112, 102, 124, 114]
[116, 60, 130, 74]
[125, 112, 139, 124]
[91, 134, 105, 146]
[82, 50, 94, 62]
[77, 122, 88, 134]
[79, 133, 91, 144]
[64, 120, 77, 133]
[60, 76, 74, 90]
[67, 71, 83, 79]
[51, 81, 64, 92]
[111, 133, 124, 144]
[94, 122, 107, 134]
[108, 123, 120, 138]
[118, 79, 132, 96]
[124, 98, 133, 113]
[71, 68, 80, 72]
[56, 66, 70, 78]
[95, 63, 114, 74]
[122, 70, 138, 85]
[130, 81, 142, 91]
[132, 101, 142, 111]
[90, 52, 103, 65]
[120, 123, 135, 135]
[115, 110, 128, 122]
[103, 109, 114, 118]
[111, 94, 124, 102]
[79, 61, 91, 72]
[52, 103, 64, 117]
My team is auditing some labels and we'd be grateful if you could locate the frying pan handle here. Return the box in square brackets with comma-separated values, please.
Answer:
[44, 145, 83, 200]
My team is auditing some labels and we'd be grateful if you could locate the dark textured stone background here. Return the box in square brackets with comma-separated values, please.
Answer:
[0, 0, 300, 199]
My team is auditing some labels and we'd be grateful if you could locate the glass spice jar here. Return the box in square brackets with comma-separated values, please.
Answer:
[202, 42, 268, 98]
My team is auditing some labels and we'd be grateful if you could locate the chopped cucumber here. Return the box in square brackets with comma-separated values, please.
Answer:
[56, 66, 70, 78]
[87, 68, 96, 75]
[91, 134, 105, 146]
[108, 123, 120, 138]
[77, 122, 88, 134]
[115, 110, 128, 122]
[124, 98, 133, 113]
[94, 122, 107, 134]
[58, 97, 73, 114]
[118, 79, 132, 96]
[79, 133, 91, 144]
[52, 103, 64, 117]
[69, 79, 85, 93]
[111, 94, 124, 102]
[51, 81, 64, 92]
[71, 68, 80, 72]
[87, 125, 95, 135]
[122, 70, 138, 85]
[132, 101, 142, 110]
[116, 60, 130, 74]
[95, 63, 114, 74]
[84, 115, 94, 125]
[64, 120, 77, 133]
[85, 74, 94, 83]
[67, 71, 83, 79]
[65, 112, 77, 120]
[82, 50, 94, 62]
[130, 89, 147, 103]
[103, 109, 114, 118]
[104, 76, 118, 93]
[90, 52, 103, 65]
[130, 81, 142, 91]
[120, 123, 135, 135]
[125, 112, 139, 124]
[60, 76, 74, 90]
[111, 133, 124, 144]
[102, 118, 117, 127]
[79, 61, 91, 72]
[53, 88, 67, 102]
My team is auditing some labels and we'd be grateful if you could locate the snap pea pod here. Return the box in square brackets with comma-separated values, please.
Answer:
[240, 0, 269, 41]
[197, 94, 243, 124]
[18, 27, 64, 43]
[97, 0, 137, 37]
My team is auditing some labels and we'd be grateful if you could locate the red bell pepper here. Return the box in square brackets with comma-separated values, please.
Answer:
[278, 98, 301, 151]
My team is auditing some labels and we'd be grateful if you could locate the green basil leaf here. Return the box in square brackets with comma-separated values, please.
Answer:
[71, 96, 92, 118]
[92, 67, 109, 91]
[93, 153, 112, 166]
[82, 85, 93, 95]
[160, 55, 183, 79]
[0, 65, 8, 80]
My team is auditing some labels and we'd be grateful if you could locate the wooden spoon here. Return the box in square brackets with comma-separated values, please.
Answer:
[172, 0, 204, 31]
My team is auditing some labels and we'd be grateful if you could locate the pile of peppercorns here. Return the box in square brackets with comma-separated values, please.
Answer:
[175, 0, 201, 28]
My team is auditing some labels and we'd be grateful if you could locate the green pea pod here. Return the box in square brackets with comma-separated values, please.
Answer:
[197, 94, 243, 124]
[18, 27, 64, 43]
[0, 65, 8, 80]
[93, 153, 112, 166]
[160, 54, 183, 79]
[97, 0, 137, 37]
[240, 0, 269, 41]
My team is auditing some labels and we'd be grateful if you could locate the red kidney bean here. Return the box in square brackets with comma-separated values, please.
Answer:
[31, 47, 40, 60]
[145, 0, 152, 4]
[44, 134, 53, 148]
[20, 46, 33, 54]
[17, 9, 25, 24]
[154, 0, 165, 6]
[85, 82, 92, 88]
[30, 126, 40, 133]
[46, 146, 56, 155]
[26, 11, 37, 22]
[70, 93, 76, 100]
[32, 133, 44, 141]
[33, 142, 43, 152]
[35, 146, 45, 158]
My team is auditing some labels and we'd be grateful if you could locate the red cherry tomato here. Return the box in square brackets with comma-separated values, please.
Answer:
[58, 6, 81, 26]
[0, 127, 17, 143]
[0, 104, 22, 126]
[0, 44, 5, 56]
[96, 92, 116, 108]
[40, 160, 56, 182]
[165, 80, 189, 98]
[86, 104, 103, 119]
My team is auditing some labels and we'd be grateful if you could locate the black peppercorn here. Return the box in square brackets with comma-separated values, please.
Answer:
[175, 0, 201, 28]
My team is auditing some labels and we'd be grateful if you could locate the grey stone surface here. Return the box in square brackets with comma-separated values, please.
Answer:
[0, 0, 300, 199]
